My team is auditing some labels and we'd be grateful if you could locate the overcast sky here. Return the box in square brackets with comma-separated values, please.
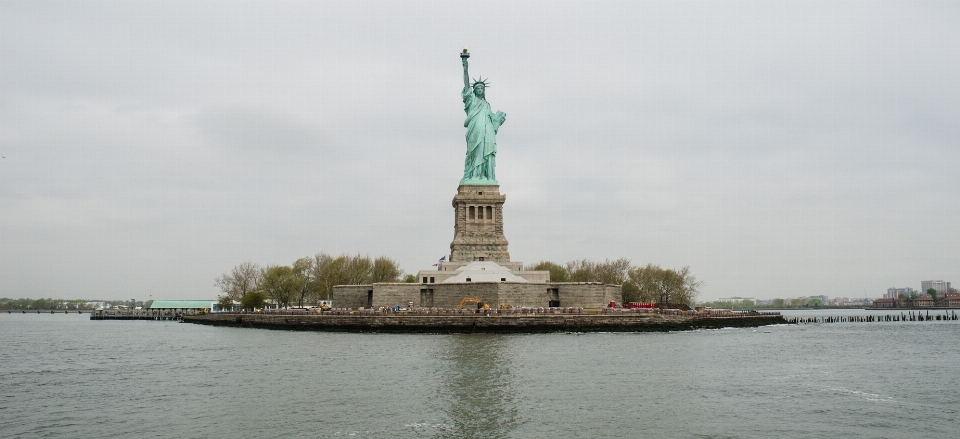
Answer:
[1, 1, 958, 301]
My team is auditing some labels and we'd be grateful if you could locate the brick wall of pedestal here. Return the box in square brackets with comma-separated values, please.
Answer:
[449, 185, 510, 263]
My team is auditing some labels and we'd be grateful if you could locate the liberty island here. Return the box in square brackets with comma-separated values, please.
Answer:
[182, 48, 784, 331]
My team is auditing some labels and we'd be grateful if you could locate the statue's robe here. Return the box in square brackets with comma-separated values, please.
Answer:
[462, 86, 505, 183]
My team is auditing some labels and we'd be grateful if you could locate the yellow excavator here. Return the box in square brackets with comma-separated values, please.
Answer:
[457, 297, 489, 310]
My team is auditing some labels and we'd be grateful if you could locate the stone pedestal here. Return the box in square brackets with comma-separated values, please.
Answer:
[449, 185, 510, 263]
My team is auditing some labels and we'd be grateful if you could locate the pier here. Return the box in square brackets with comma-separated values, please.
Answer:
[786, 310, 958, 324]
[88, 309, 199, 321]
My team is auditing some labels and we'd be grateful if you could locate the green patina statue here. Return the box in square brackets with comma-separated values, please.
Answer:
[460, 48, 506, 185]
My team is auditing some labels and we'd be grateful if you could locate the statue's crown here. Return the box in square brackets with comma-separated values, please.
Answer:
[471, 76, 490, 88]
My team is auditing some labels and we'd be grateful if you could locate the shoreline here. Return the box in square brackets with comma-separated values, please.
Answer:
[182, 312, 785, 333]
[862, 307, 960, 311]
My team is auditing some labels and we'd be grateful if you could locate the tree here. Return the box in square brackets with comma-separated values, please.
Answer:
[927, 288, 939, 303]
[292, 257, 315, 308]
[370, 256, 402, 283]
[215, 261, 262, 301]
[566, 258, 631, 285]
[260, 265, 299, 308]
[674, 266, 703, 305]
[595, 258, 632, 286]
[771, 298, 786, 308]
[529, 261, 569, 282]
[344, 254, 374, 284]
[624, 264, 701, 307]
[653, 269, 683, 305]
[621, 281, 640, 303]
[312, 252, 335, 300]
[313, 252, 349, 300]
[217, 296, 234, 312]
[310, 252, 401, 298]
[566, 259, 595, 282]
[240, 291, 266, 311]
[402, 274, 417, 283]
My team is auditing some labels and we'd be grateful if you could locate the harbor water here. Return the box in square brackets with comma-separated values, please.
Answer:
[2, 310, 958, 438]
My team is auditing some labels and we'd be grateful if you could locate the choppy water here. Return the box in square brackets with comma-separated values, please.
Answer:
[2, 310, 958, 438]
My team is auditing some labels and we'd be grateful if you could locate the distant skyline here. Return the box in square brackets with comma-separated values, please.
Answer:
[1, 1, 958, 301]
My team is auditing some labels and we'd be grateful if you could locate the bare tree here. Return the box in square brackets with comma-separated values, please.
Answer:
[214, 261, 262, 301]
[675, 266, 702, 305]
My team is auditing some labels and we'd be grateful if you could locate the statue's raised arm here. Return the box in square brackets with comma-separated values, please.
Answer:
[459, 47, 505, 186]
[461, 48, 470, 89]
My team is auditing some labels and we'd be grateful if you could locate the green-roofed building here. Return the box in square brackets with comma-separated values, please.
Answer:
[149, 300, 214, 310]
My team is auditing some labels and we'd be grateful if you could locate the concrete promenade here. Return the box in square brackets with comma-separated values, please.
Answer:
[182, 311, 785, 333]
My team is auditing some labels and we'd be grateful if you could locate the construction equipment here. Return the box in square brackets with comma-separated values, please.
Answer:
[457, 297, 489, 310]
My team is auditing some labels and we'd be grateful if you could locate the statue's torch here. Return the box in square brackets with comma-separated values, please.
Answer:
[461, 46, 470, 60]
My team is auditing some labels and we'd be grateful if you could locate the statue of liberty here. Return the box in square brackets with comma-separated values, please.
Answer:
[460, 48, 506, 185]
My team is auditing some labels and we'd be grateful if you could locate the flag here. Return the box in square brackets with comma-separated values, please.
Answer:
[432, 256, 446, 266]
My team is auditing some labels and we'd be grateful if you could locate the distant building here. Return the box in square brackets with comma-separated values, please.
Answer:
[942, 294, 960, 308]
[921, 280, 951, 295]
[718, 297, 757, 303]
[886, 287, 915, 299]
[149, 300, 215, 311]
[872, 298, 895, 308]
[871, 293, 960, 308]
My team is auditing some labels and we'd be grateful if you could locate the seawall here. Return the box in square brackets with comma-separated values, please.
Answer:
[182, 313, 785, 333]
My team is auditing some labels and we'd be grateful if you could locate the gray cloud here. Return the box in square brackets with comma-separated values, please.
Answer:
[1, 1, 957, 301]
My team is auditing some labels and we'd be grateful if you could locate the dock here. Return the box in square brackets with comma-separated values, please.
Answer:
[786, 310, 958, 324]
[88, 309, 198, 321]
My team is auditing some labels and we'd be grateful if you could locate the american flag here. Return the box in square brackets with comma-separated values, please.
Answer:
[432, 256, 446, 266]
